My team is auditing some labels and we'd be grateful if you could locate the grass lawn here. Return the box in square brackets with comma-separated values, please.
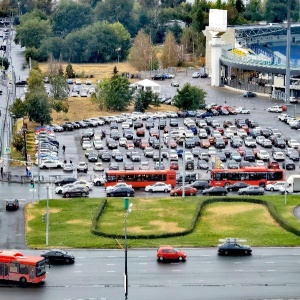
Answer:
[26, 195, 300, 249]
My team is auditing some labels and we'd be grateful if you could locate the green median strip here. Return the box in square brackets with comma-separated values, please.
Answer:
[26, 195, 300, 249]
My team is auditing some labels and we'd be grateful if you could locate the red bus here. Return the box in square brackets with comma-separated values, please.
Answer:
[0, 250, 46, 284]
[105, 170, 177, 188]
[210, 166, 284, 187]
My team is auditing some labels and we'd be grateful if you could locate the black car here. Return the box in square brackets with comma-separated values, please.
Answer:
[244, 150, 255, 162]
[61, 123, 74, 131]
[202, 186, 228, 196]
[55, 177, 77, 186]
[217, 152, 227, 162]
[41, 249, 75, 264]
[88, 151, 98, 162]
[15, 80, 28, 86]
[282, 160, 296, 170]
[230, 137, 243, 148]
[101, 152, 111, 162]
[124, 162, 134, 170]
[218, 238, 252, 255]
[189, 180, 211, 190]
[243, 91, 256, 97]
[106, 187, 135, 197]
[63, 186, 89, 198]
[152, 74, 165, 80]
[108, 162, 120, 170]
[6, 199, 19, 211]
[226, 182, 249, 192]
[274, 138, 286, 148]
[228, 159, 239, 169]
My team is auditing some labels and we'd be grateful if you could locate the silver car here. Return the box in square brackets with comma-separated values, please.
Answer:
[238, 186, 264, 195]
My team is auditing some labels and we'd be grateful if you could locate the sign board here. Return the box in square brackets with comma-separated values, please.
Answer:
[4, 147, 11, 154]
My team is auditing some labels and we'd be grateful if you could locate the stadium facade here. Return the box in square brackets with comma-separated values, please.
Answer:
[204, 22, 300, 100]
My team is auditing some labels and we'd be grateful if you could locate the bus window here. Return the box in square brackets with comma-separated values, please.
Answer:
[9, 262, 19, 273]
[107, 176, 116, 182]
[19, 264, 28, 274]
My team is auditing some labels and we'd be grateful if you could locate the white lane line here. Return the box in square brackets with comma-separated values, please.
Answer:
[200, 255, 211, 257]
[107, 263, 115, 266]
[234, 262, 242, 264]
[172, 270, 182, 272]
[204, 261, 212, 264]
[107, 256, 116, 258]
[76, 256, 85, 259]
[75, 264, 83, 266]
[74, 270, 82, 273]
[267, 270, 276, 272]
[107, 270, 115, 273]
[234, 270, 243, 272]
[139, 255, 147, 257]
[266, 261, 274, 264]
[139, 262, 148, 265]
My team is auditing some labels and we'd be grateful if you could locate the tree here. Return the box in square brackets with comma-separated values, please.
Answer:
[50, 74, 69, 101]
[128, 30, 157, 71]
[15, 17, 51, 48]
[160, 31, 179, 68]
[51, 1, 93, 37]
[9, 98, 27, 118]
[92, 75, 133, 111]
[27, 69, 44, 91]
[134, 89, 157, 112]
[172, 83, 206, 110]
[65, 64, 76, 78]
[25, 89, 52, 125]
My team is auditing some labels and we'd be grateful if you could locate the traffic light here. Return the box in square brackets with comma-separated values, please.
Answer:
[42, 213, 47, 223]
[30, 179, 34, 188]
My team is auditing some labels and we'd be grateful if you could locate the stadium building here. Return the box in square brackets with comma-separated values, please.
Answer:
[204, 20, 300, 101]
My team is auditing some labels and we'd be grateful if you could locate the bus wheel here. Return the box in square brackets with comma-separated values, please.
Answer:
[20, 277, 27, 284]
[224, 183, 230, 188]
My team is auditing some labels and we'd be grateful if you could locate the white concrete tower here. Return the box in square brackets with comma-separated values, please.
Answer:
[208, 9, 227, 87]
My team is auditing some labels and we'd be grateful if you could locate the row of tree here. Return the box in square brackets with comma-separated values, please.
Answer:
[7, 0, 298, 65]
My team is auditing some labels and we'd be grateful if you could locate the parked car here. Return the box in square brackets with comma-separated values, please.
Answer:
[171, 80, 179, 87]
[238, 186, 264, 195]
[55, 177, 77, 186]
[202, 187, 228, 196]
[76, 162, 88, 173]
[188, 181, 210, 190]
[265, 181, 285, 191]
[145, 182, 172, 193]
[41, 249, 75, 264]
[39, 160, 63, 169]
[226, 182, 250, 192]
[243, 91, 256, 97]
[157, 246, 187, 262]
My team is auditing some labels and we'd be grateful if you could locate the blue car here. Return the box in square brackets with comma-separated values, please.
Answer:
[177, 149, 183, 157]
[199, 112, 214, 118]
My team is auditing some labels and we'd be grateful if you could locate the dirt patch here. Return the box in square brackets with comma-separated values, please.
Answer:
[66, 219, 90, 226]
[129, 220, 185, 234]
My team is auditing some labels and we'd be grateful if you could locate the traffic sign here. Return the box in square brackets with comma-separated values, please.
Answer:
[4, 147, 11, 154]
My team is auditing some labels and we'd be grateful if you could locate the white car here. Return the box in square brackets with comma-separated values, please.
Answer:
[139, 161, 150, 170]
[244, 137, 256, 147]
[93, 162, 104, 172]
[256, 136, 265, 145]
[55, 183, 74, 194]
[119, 137, 127, 147]
[185, 130, 194, 138]
[192, 72, 200, 78]
[272, 151, 285, 161]
[267, 106, 283, 113]
[257, 150, 270, 161]
[85, 79, 92, 85]
[145, 182, 172, 193]
[71, 91, 79, 97]
[80, 88, 89, 97]
[185, 151, 194, 161]
[93, 140, 103, 150]
[287, 139, 300, 149]
[208, 147, 217, 157]
[261, 139, 272, 148]
[82, 140, 93, 150]
[198, 120, 207, 127]
[265, 181, 286, 191]
[237, 129, 247, 139]
[105, 182, 132, 192]
[39, 160, 63, 169]
[75, 79, 82, 85]
[255, 160, 265, 167]
[63, 163, 73, 172]
[122, 122, 130, 129]
[236, 107, 250, 114]
[198, 129, 207, 138]
[169, 150, 178, 161]
[93, 176, 105, 186]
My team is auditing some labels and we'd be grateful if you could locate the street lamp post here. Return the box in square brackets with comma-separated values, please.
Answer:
[124, 203, 133, 300]
[116, 47, 121, 63]
[46, 184, 49, 245]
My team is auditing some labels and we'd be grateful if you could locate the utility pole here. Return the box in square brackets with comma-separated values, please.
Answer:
[285, 0, 291, 103]
[182, 139, 186, 198]
[46, 184, 49, 245]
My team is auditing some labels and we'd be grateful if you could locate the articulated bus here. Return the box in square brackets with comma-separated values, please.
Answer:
[0, 250, 46, 284]
[210, 166, 284, 187]
[105, 170, 177, 188]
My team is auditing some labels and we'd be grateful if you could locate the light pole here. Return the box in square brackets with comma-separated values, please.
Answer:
[124, 203, 133, 300]
[46, 184, 49, 245]
[116, 47, 121, 63]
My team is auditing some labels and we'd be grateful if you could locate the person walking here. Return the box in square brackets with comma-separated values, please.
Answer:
[70, 159, 72, 164]
[0, 166, 3, 178]
[62, 145, 66, 154]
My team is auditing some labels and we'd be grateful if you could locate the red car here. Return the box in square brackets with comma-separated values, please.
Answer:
[139, 139, 149, 149]
[200, 139, 210, 148]
[169, 140, 177, 148]
[237, 146, 246, 156]
[216, 127, 224, 135]
[136, 128, 145, 137]
[170, 186, 197, 196]
[157, 246, 187, 262]
[170, 162, 179, 170]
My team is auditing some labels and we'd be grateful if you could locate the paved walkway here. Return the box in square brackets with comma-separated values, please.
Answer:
[293, 206, 300, 220]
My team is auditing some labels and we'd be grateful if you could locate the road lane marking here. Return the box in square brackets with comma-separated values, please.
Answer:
[200, 255, 211, 257]
[107, 270, 115, 273]
[76, 256, 85, 259]
[139, 255, 147, 257]
[107, 263, 115, 266]
[74, 270, 82, 273]
[172, 270, 182, 272]
[234, 270, 243, 272]
[204, 261, 212, 264]
[234, 262, 242, 264]
[75, 264, 83, 266]
[139, 262, 147, 265]
[107, 255, 116, 258]
[171, 262, 179, 265]
[267, 270, 276, 272]
[265, 261, 274, 263]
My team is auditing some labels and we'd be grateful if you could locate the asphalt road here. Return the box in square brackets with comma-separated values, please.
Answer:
[1, 248, 300, 300]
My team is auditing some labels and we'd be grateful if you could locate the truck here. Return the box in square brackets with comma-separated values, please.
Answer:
[279, 175, 300, 194]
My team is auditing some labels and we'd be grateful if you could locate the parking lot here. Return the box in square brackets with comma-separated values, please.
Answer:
[30, 74, 300, 197]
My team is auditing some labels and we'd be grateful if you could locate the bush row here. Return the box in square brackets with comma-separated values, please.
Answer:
[90, 197, 300, 239]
